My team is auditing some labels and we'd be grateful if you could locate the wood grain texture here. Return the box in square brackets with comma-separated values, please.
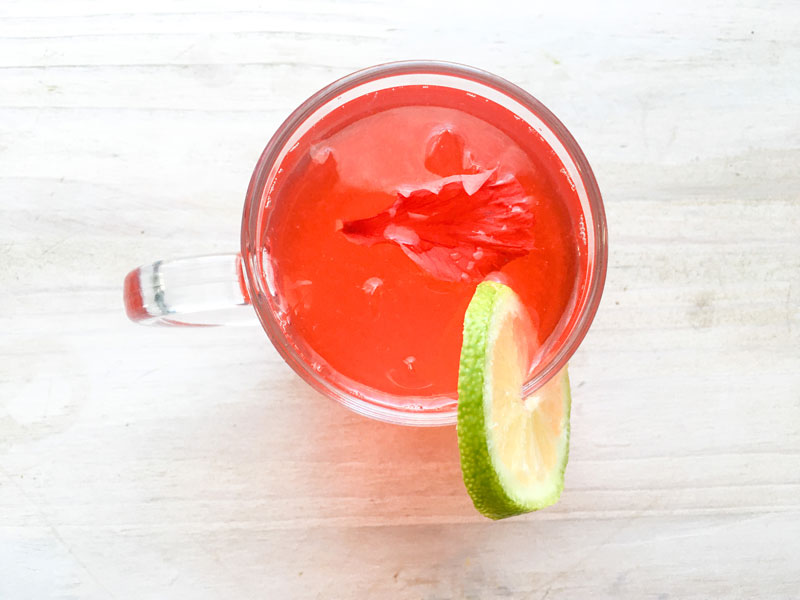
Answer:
[1, 1, 799, 598]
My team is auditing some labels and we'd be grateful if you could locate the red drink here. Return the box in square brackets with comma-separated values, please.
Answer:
[123, 63, 606, 424]
[261, 84, 584, 412]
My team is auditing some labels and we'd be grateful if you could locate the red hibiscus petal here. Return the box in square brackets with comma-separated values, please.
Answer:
[341, 171, 535, 282]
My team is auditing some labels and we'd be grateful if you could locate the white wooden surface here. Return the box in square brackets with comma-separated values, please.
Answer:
[1, 1, 799, 598]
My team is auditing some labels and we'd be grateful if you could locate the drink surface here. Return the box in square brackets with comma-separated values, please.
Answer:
[262, 85, 583, 411]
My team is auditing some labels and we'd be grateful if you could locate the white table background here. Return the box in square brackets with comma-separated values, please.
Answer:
[1, 1, 799, 598]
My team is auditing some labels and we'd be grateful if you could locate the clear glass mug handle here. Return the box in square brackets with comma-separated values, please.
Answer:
[123, 254, 256, 326]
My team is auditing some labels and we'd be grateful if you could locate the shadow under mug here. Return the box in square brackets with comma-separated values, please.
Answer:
[124, 61, 608, 426]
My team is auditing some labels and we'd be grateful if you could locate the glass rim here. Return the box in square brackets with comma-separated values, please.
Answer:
[241, 60, 608, 426]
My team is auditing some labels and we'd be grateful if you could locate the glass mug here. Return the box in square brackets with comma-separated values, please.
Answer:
[124, 61, 608, 426]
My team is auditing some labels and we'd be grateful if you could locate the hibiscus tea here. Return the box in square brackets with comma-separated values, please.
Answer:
[259, 84, 586, 413]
